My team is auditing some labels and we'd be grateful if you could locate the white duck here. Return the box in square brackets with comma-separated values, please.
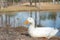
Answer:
[24, 17, 59, 39]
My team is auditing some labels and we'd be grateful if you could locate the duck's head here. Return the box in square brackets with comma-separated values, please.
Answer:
[24, 17, 34, 25]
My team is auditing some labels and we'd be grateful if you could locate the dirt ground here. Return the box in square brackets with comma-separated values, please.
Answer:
[0, 26, 60, 40]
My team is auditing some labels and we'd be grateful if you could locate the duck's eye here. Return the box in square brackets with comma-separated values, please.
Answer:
[30, 23, 32, 24]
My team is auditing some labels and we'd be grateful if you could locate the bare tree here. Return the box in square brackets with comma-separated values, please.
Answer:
[30, 0, 32, 6]
[39, 0, 40, 8]
[53, 0, 55, 4]
[35, 0, 37, 6]
[1, 0, 4, 9]
[8, 13, 16, 27]
[13, 0, 15, 5]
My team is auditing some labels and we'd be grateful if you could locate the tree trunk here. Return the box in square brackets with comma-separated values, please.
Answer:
[57, 0, 59, 4]
[53, 0, 55, 4]
[39, 0, 40, 9]
[35, 0, 37, 7]
[1, 0, 4, 9]
[30, 0, 32, 6]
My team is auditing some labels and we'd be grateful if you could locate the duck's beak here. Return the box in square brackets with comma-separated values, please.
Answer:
[24, 20, 29, 25]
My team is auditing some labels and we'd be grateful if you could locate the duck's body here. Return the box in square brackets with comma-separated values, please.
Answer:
[24, 17, 59, 39]
[29, 27, 58, 38]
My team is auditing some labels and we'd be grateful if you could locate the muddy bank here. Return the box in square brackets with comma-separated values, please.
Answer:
[0, 27, 60, 40]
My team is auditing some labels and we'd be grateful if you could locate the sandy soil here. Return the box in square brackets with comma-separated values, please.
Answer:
[0, 26, 60, 40]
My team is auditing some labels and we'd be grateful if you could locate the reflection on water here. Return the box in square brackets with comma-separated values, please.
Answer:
[0, 11, 60, 28]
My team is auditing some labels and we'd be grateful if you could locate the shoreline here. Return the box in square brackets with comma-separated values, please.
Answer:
[0, 2, 60, 13]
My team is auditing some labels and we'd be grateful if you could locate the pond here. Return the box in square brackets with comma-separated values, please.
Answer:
[0, 11, 60, 36]
[0, 11, 60, 27]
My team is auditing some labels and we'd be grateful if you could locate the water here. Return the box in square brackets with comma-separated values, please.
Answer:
[0, 11, 60, 27]
[0, 11, 60, 36]
[10, 11, 60, 28]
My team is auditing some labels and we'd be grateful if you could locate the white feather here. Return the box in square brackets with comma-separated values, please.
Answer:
[26, 17, 59, 39]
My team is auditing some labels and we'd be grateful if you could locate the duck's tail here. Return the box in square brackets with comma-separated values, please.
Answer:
[53, 29, 59, 35]
[48, 29, 59, 39]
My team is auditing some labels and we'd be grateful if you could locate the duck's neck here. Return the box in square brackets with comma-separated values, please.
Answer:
[29, 22, 35, 29]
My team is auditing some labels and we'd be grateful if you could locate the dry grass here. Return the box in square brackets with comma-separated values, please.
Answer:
[0, 2, 60, 12]
[0, 5, 38, 12]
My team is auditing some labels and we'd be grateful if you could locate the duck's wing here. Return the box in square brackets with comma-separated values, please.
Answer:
[35, 27, 52, 34]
